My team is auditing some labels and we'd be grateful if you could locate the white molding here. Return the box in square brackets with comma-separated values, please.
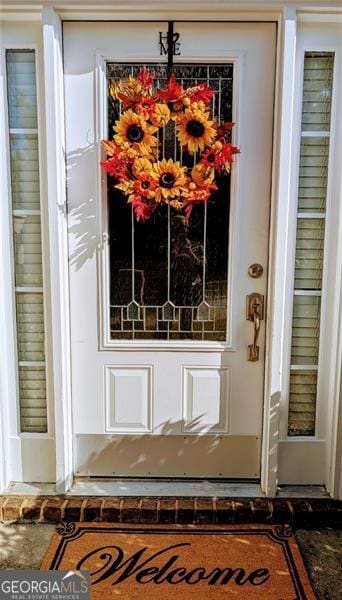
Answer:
[261, 6, 297, 496]
[42, 6, 72, 493]
[279, 14, 304, 442]
[322, 28, 342, 499]
[3, 1, 341, 22]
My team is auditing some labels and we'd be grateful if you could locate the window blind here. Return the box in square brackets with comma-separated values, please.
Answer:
[288, 52, 334, 436]
[6, 50, 48, 433]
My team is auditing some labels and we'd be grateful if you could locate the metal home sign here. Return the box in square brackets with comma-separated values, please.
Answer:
[0, 570, 90, 600]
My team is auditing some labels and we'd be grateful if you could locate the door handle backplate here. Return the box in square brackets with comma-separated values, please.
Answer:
[246, 293, 264, 362]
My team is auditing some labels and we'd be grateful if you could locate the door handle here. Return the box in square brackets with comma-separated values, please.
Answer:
[246, 293, 264, 362]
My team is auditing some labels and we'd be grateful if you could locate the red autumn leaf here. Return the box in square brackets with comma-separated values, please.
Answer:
[100, 156, 128, 180]
[184, 202, 194, 219]
[221, 142, 240, 163]
[137, 66, 155, 90]
[158, 74, 183, 102]
[132, 199, 153, 222]
[189, 82, 215, 104]
[217, 121, 235, 139]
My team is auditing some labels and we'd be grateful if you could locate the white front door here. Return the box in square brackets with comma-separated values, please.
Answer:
[64, 22, 276, 478]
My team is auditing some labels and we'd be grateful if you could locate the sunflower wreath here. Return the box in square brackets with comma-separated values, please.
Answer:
[100, 67, 239, 222]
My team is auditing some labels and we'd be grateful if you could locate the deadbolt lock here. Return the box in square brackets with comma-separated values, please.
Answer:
[248, 263, 264, 279]
[246, 293, 264, 362]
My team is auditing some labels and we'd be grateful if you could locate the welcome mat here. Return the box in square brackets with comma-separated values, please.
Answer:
[41, 522, 315, 599]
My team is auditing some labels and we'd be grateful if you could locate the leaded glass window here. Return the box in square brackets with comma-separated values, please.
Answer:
[107, 64, 233, 341]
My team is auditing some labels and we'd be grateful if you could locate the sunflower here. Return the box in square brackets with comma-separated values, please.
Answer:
[177, 108, 216, 153]
[132, 172, 157, 200]
[151, 159, 188, 202]
[114, 110, 158, 155]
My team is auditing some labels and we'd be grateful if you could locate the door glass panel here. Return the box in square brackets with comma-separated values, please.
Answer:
[107, 64, 233, 340]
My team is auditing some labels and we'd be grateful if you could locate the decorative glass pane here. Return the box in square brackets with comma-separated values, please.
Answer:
[301, 52, 334, 132]
[107, 63, 233, 341]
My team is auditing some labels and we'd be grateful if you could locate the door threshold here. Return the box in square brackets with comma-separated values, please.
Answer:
[2, 480, 331, 500]
[69, 477, 263, 497]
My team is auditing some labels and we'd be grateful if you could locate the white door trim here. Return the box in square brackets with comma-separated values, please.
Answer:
[41, 7, 73, 494]
[261, 6, 297, 496]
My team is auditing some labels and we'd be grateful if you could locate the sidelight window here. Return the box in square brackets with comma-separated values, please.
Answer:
[288, 52, 334, 436]
[6, 50, 48, 433]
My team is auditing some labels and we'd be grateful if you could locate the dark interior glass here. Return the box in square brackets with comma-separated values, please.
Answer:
[107, 64, 233, 340]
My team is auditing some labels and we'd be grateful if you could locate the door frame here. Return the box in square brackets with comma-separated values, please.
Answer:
[1, 4, 341, 498]
[59, 13, 282, 493]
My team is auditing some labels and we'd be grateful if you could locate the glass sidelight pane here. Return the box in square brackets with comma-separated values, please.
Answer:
[298, 137, 329, 212]
[16, 293, 45, 362]
[6, 50, 47, 433]
[287, 51, 334, 436]
[19, 366, 47, 433]
[6, 50, 38, 129]
[288, 370, 317, 436]
[107, 63, 233, 341]
[291, 295, 321, 366]
[294, 219, 325, 290]
[301, 52, 334, 131]
[10, 134, 40, 210]
[13, 215, 43, 286]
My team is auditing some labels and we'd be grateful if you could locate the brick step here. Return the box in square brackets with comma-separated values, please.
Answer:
[0, 496, 341, 528]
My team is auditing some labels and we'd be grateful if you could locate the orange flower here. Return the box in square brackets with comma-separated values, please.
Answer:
[201, 141, 240, 173]
[133, 172, 157, 199]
